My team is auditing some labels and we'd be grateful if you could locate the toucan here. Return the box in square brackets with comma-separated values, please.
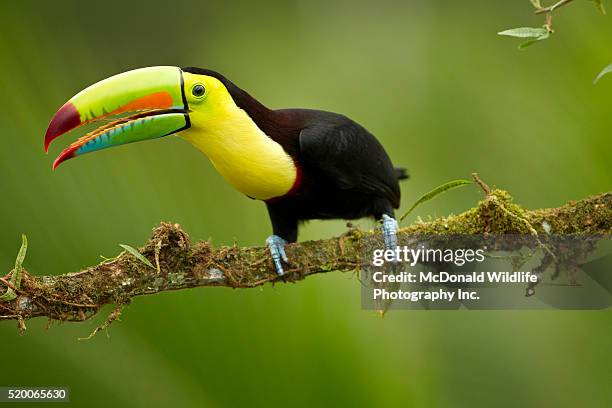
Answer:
[44, 66, 408, 275]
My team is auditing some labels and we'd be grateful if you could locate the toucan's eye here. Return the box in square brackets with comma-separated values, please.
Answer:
[192, 84, 206, 97]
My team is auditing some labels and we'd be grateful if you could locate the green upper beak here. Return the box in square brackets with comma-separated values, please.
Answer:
[44, 66, 190, 168]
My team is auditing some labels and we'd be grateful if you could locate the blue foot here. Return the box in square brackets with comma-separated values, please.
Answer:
[266, 235, 288, 276]
[381, 214, 399, 250]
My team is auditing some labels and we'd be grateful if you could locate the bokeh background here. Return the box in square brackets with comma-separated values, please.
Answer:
[1, 0, 611, 406]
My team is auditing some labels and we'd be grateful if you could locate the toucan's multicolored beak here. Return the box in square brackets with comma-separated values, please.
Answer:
[45, 66, 190, 169]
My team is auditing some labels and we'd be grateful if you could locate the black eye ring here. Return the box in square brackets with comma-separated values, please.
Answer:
[192, 84, 205, 97]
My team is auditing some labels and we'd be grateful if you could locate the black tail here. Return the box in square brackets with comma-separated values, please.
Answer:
[395, 167, 410, 181]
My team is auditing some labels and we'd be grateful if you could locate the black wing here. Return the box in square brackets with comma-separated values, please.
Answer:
[298, 119, 401, 208]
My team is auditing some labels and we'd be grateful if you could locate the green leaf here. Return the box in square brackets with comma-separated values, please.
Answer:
[498, 27, 548, 38]
[399, 180, 473, 222]
[13, 234, 27, 288]
[119, 244, 154, 269]
[593, 63, 612, 84]
[518, 31, 550, 49]
[589, 0, 606, 14]
[1, 234, 28, 302]
[529, 0, 542, 8]
[0, 289, 17, 302]
[498, 27, 550, 50]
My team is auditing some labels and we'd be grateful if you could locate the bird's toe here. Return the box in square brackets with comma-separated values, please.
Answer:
[381, 214, 399, 250]
[266, 235, 288, 275]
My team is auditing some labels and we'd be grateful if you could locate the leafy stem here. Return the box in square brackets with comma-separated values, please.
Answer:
[499, 0, 605, 49]
[534, 0, 576, 15]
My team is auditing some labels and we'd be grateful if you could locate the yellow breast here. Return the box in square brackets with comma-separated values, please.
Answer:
[180, 102, 297, 201]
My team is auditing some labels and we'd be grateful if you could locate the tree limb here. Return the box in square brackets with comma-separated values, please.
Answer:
[1, 189, 610, 325]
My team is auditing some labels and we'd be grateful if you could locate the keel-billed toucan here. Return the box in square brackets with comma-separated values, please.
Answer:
[45, 66, 408, 275]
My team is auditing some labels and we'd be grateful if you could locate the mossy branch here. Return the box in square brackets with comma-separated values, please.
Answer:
[0, 189, 610, 328]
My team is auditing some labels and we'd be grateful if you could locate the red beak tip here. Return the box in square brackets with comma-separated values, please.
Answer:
[52, 157, 65, 170]
[45, 102, 81, 151]
[53, 147, 77, 169]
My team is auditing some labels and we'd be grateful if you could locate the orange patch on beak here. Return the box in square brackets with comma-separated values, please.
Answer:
[112, 92, 174, 114]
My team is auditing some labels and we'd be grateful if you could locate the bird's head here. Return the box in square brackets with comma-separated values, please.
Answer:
[45, 66, 239, 168]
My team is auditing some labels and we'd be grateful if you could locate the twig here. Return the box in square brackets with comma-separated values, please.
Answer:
[471, 173, 491, 195]
[535, 0, 575, 15]
[0, 277, 20, 294]
[78, 303, 125, 341]
[544, 12, 553, 31]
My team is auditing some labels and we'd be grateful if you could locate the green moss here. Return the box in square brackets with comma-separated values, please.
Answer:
[400, 190, 536, 235]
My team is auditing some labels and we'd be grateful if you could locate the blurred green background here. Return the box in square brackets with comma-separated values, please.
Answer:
[0, 0, 611, 406]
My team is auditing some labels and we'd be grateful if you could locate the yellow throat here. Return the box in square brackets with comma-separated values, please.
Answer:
[180, 76, 297, 200]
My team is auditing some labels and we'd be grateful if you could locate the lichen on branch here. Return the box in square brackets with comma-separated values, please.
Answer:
[0, 189, 610, 330]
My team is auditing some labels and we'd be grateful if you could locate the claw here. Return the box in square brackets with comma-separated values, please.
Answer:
[381, 214, 399, 250]
[266, 235, 288, 276]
